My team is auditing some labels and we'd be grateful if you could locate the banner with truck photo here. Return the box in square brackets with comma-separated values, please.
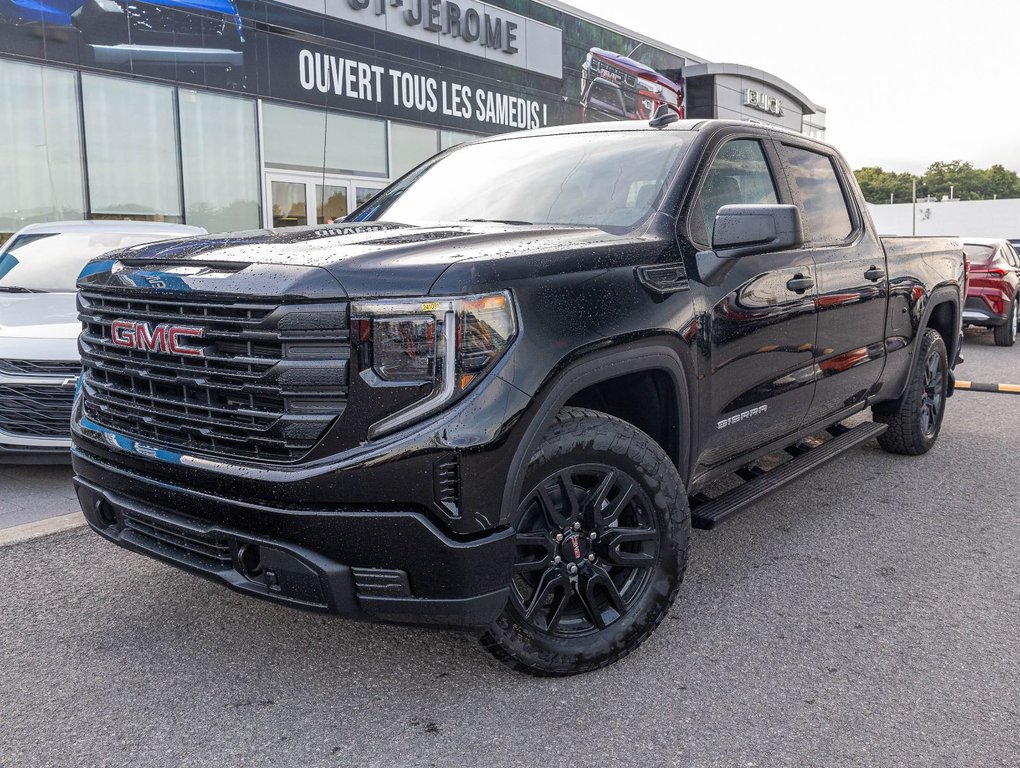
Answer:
[0, 0, 688, 132]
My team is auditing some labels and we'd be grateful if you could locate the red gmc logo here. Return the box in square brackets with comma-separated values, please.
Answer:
[110, 320, 205, 357]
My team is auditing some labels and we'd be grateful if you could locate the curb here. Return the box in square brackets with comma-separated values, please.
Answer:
[955, 380, 1020, 395]
[0, 512, 86, 548]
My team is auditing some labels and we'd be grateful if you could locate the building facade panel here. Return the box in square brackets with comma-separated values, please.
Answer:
[0, 0, 824, 240]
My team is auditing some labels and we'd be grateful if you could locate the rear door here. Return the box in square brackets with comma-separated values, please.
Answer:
[687, 134, 818, 468]
[776, 140, 888, 423]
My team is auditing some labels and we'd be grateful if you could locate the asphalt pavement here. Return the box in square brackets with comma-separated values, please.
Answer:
[0, 464, 76, 531]
[0, 329, 1017, 768]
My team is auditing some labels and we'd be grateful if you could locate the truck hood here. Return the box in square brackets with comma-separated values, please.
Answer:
[0, 292, 80, 362]
[101, 222, 633, 298]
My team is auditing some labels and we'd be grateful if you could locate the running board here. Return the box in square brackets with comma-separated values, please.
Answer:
[690, 422, 887, 530]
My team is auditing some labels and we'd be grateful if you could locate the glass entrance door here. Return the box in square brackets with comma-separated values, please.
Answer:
[316, 184, 348, 225]
[266, 173, 386, 228]
[269, 178, 308, 228]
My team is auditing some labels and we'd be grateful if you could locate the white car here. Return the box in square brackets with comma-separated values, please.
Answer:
[0, 220, 206, 461]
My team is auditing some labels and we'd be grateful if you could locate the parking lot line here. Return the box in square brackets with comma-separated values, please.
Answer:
[0, 512, 85, 547]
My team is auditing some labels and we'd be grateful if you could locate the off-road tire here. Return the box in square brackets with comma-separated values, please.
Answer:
[480, 407, 689, 676]
[874, 328, 948, 455]
[993, 299, 1017, 347]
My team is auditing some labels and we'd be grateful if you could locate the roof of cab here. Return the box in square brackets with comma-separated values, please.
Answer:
[469, 118, 832, 149]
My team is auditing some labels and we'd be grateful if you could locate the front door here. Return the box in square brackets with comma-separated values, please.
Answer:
[689, 136, 819, 469]
[265, 173, 386, 228]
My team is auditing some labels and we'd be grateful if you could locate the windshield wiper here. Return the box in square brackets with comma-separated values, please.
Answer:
[459, 218, 534, 226]
[0, 286, 43, 293]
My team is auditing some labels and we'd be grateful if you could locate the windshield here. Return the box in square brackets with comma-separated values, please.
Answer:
[354, 131, 689, 231]
[0, 232, 178, 293]
[0, 233, 59, 256]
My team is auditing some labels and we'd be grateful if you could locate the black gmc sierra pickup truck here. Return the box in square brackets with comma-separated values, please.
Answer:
[71, 119, 965, 675]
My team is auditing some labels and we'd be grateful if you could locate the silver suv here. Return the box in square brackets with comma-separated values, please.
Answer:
[0, 220, 205, 461]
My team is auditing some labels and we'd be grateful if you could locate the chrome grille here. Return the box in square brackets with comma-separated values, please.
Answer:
[0, 384, 75, 438]
[0, 360, 81, 376]
[77, 288, 350, 463]
[592, 59, 639, 88]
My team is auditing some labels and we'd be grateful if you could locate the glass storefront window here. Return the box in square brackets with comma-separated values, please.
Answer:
[262, 102, 328, 171]
[82, 74, 182, 222]
[440, 129, 480, 151]
[263, 102, 387, 176]
[325, 112, 387, 176]
[390, 123, 440, 178]
[179, 90, 261, 233]
[0, 60, 85, 242]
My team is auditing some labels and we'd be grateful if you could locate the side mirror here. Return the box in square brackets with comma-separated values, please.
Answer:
[712, 204, 803, 257]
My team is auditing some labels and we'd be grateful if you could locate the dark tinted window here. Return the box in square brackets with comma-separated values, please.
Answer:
[691, 139, 779, 245]
[1004, 245, 1019, 267]
[783, 145, 854, 243]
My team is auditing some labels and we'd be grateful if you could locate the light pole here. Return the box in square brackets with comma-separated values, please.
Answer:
[912, 178, 917, 236]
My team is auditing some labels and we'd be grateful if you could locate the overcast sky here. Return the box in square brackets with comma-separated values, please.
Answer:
[574, 0, 1020, 174]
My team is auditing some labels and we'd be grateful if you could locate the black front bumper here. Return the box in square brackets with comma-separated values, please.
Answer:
[72, 449, 514, 629]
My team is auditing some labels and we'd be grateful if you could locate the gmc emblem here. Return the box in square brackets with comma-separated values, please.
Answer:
[110, 320, 205, 357]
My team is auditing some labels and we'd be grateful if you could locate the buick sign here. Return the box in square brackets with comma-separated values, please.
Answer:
[743, 88, 784, 117]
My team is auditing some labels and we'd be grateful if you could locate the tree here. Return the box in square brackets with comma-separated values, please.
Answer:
[982, 164, 1020, 200]
[922, 161, 982, 201]
[855, 166, 918, 205]
[854, 161, 1020, 203]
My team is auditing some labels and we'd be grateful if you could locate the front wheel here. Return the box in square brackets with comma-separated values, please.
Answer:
[874, 328, 948, 455]
[480, 408, 689, 676]
[993, 299, 1017, 347]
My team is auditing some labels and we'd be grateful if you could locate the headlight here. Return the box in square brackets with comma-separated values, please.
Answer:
[351, 291, 517, 438]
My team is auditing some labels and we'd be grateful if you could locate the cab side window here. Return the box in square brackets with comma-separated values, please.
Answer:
[782, 145, 854, 244]
[691, 139, 779, 246]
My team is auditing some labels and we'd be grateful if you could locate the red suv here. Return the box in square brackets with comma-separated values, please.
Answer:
[963, 238, 1020, 346]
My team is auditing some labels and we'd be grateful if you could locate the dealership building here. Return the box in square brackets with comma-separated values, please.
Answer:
[0, 0, 826, 242]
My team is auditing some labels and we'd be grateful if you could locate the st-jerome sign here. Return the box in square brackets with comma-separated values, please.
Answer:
[276, 0, 564, 78]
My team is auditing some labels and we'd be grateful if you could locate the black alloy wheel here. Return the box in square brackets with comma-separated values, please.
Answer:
[919, 346, 945, 439]
[481, 407, 689, 676]
[511, 464, 659, 636]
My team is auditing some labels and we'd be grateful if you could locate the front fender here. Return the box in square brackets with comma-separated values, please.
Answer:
[496, 339, 695, 528]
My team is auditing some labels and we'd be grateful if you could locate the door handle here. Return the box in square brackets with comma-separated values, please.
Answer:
[786, 274, 814, 294]
[864, 266, 886, 282]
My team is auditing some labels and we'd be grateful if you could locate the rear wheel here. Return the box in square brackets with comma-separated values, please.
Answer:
[874, 328, 948, 455]
[993, 299, 1017, 347]
[480, 407, 689, 676]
